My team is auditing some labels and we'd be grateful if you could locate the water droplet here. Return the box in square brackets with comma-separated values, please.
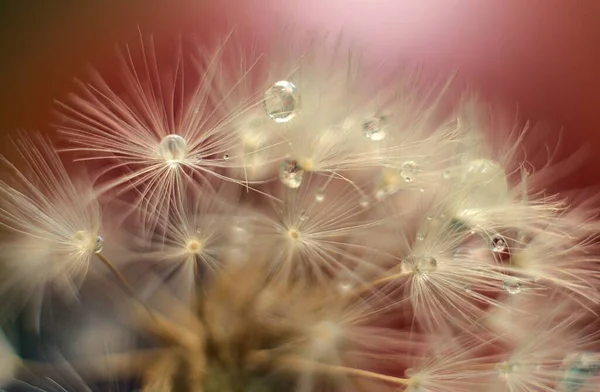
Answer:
[426, 216, 433, 221]
[401, 255, 437, 275]
[223, 153, 230, 160]
[401, 161, 419, 183]
[278, 159, 304, 189]
[362, 115, 386, 141]
[464, 284, 472, 292]
[94, 236, 104, 254]
[299, 210, 308, 222]
[359, 195, 370, 208]
[491, 235, 507, 253]
[416, 232, 425, 241]
[442, 170, 451, 179]
[315, 190, 325, 203]
[503, 277, 522, 294]
[159, 134, 188, 163]
[264, 80, 299, 123]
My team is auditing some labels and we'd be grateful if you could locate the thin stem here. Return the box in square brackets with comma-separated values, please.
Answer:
[95, 252, 157, 321]
[95, 252, 137, 298]
[275, 355, 412, 387]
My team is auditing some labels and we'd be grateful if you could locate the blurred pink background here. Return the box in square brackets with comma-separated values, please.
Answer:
[1, 0, 599, 189]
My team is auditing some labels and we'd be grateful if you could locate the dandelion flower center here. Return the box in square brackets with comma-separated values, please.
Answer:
[159, 134, 188, 166]
[186, 239, 204, 254]
[288, 229, 301, 240]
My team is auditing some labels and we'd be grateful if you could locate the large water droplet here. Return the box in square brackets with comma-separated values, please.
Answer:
[503, 277, 522, 294]
[362, 115, 386, 141]
[279, 159, 304, 189]
[491, 234, 507, 253]
[94, 235, 104, 254]
[264, 81, 299, 123]
[401, 255, 437, 275]
[401, 161, 419, 183]
[159, 134, 188, 163]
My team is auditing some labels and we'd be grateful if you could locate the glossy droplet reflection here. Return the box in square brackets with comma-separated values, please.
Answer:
[401, 161, 419, 183]
[491, 235, 507, 253]
[279, 159, 305, 189]
[401, 255, 437, 275]
[362, 115, 386, 141]
[159, 134, 188, 163]
[503, 277, 522, 294]
[264, 81, 299, 123]
[94, 236, 104, 254]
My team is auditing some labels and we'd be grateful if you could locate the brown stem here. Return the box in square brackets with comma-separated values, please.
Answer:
[95, 252, 158, 322]
[274, 355, 412, 387]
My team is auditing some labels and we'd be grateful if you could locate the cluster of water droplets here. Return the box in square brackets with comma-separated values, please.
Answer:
[263, 79, 391, 191]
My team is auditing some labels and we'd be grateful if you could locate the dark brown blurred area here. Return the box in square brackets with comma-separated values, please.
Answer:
[0, 0, 599, 190]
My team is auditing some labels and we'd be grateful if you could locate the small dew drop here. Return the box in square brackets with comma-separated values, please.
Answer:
[442, 170, 451, 179]
[278, 159, 305, 189]
[94, 236, 104, 254]
[362, 115, 387, 141]
[401, 161, 419, 183]
[503, 277, 522, 294]
[491, 235, 508, 253]
[223, 153, 230, 160]
[264, 80, 299, 123]
[159, 134, 188, 163]
[359, 195, 370, 208]
[401, 255, 437, 275]
[416, 232, 425, 241]
[315, 190, 325, 203]
[299, 210, 308, 222]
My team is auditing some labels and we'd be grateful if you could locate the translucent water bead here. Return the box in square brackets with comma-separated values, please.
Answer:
[491, 234, 508, 253]
[264, 81, 299, 123]
[460, 159, 508, 208]
[503, 277, 522, 294]
[159, 134, 188, 164]
[279, 159, 305, 189]
[362, 115, 387, 141]
[401, 255, 437, 275]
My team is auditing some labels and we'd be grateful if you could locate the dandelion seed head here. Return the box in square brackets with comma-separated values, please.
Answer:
[185, 238, 204, 255]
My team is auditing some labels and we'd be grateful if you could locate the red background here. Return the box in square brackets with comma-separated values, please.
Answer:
[0, 0, 599, 190]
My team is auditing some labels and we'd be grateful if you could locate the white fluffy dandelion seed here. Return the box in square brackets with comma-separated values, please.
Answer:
[253, 175, 388, 285]
[138, 184, 239, 301]
[56, 34, 257, 230]
[378, 202, 512, 333]
[0, 134, 102, 313]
